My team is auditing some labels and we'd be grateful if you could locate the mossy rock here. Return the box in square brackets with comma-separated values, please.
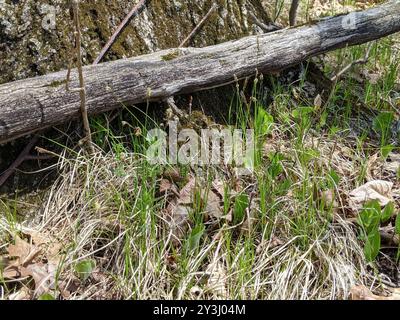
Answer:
[0, 0, 271, 84]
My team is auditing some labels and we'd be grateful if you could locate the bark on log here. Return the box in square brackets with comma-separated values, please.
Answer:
[0, 1, 400, 144]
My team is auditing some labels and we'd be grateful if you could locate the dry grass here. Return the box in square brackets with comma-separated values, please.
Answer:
[1, 128, 387, 300]
[1, 0, 399, 301]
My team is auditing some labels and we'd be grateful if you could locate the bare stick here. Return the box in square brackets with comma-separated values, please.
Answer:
[0, 135, 39, 187]
[289, 0, 300, 26]
[331, 43, 373, 82]
[179, 4, 218, 48]
[166, 97, 185, 118]
[248, 11, 280, 33]
[73, 0, 94, 154]
[93, 0, 148, 65]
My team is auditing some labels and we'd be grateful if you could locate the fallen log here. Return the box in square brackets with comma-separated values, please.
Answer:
[0, 1, 399, 144]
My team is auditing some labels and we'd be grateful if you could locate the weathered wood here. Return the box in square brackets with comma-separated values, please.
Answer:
[0, 1, 399, 144]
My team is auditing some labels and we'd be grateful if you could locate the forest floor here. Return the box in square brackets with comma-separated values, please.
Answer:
[0, 0, 400, 300]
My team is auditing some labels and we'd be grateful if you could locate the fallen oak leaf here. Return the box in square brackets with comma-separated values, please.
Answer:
[7, 235, 41, 267]
[383, 152, 400, 173]
[163, 168, 185, 183]
[159, 179, 173, 193]
[319, 189, 339, 209]
[212, 179, 225, 198]
[8, 287, 31, 300]
[204, 190, 224, 220]
[206, 260, 227, 299]
[178, 177, 197, 205]
[2, 266, 20, 279]
[350, 285, 400, 300]
[349, 180, 393, 208]
[26, 231, 49, 247]
[168, 204, 192, 246]
[365, 153, 380, 181]
[21, 262, 56, 297]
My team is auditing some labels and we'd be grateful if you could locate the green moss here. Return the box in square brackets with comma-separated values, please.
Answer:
[46, 80, 67, 88]
[161, 50, 181, 61]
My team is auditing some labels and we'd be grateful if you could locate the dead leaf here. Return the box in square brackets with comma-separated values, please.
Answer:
[2, 266, 20, 279]
[159, 179, 173, 193]
[165, 177, 196, 246]
[190, 286, 204, 298]
[7, 236, 41, 267]
[362, 69, 381, 85]
[164, 168, 185, 183]
[319, 189, 339, 209]
[205, 190, 224, 219]
[212, 179, 225, 198]
[314, 94, 322, 108]
[206, 260, 227, 299]
[365, 153, 380, 181]
[270, 236, 284, 249]
[8, 287, 31, 300]
[349, 180, 393, 208]
[178, 177, 196, 205]
[27, 231, 49, 247]
[21, 263, 56, 297]
[350, 285, 400, 300]
[383, 153, 400, 173]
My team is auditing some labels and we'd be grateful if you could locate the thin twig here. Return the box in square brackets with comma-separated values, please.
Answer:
[166, 97, 185, 118]
[93, 0, 148, 65]
[36, 147, 62, 159]
[24, 155, 55, 161]
[73, 0, 94, 154]
[179, 4, 218, 48]
[248, 11, 280, 33]
[0, 136, 39, 187]
[331, 43, 374, 82]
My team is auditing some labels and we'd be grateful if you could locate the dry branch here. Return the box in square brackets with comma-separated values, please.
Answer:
[93, 0, 148, 65]
[0, 1, 399, 144]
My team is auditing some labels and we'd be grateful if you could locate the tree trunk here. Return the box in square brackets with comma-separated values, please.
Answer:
[0, 0, 272, 85]
[0, 1, 399, 144]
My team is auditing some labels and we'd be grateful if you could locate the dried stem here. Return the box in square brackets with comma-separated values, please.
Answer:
[331, 43, 373, 82]
[72, 0, 94, 154]
[179, 4, 218, 48]
[93, 0, 148, 65]
[0, 135, 39, 187]
[248, 11, 280, 33]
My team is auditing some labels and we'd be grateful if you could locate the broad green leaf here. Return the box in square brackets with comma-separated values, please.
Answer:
[373, 112, 394, 145]
[233, 193, 249, 225]
[395, 213, 400, 235]
[187, 224, 205, 251]
[38, 293, 55, 300]
[364, 229, 381, 262]
[381, 202, 394, 223]
[381, 144, 394, 158]
[358, 200, 381, 234]
[373, 112, 394, 134]
[267, 153, 284, 179]
[75, 259, 96, 281]
[291, 107, 314, 119]
[328, 170, 340, 187]
[256, 108, 274, 137]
